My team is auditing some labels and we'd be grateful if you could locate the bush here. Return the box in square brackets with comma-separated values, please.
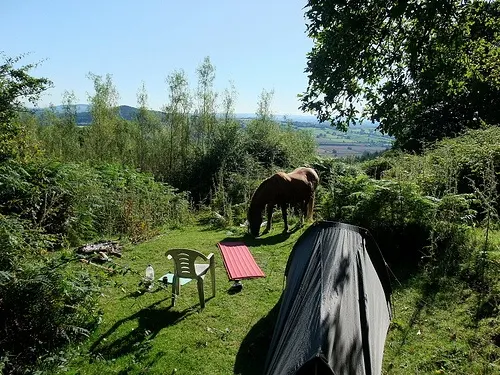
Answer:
[362, 156, 394, 179]
[0, 264, 99, 375]
[310, 157, 361, 186]
[0, 214, 51, 270]
[316, 169, 476, 268]
[92, 163, 191, 242]
[0, 160, 192, 245]
[0, 214, 100, 374]
[383, 126, 500, 205]
[244, 118, 317, 169]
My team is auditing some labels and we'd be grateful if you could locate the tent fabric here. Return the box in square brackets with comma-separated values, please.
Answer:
[264, 221, 392, 375]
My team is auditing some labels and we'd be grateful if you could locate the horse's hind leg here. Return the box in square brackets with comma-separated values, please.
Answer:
[262, 204, 273, 235]
[281, 203, 288, 233]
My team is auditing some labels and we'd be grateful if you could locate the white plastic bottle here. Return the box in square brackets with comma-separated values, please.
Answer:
[145, 264, 154, 291]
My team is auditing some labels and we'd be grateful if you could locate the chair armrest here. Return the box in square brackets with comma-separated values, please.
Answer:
[207, 253, 215, 267]
[197, 252, 214, 262]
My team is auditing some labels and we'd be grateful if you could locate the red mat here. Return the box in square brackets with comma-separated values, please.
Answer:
[217, 242, 265, 281]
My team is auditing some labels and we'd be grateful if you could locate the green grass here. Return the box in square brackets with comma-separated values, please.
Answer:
[60, 224, 500, 375]
[383, 229, 500, 374]
[62, 222, 308, 375]
[383, 277, 500, 374]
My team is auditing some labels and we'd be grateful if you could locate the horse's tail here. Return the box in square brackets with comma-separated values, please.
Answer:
[305, 168, 319, 221]
[306, 193, 315, 220]
[309, 168, 320, 190]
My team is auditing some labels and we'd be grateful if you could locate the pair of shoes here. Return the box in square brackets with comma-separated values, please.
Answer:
[229, 280, 243, 292]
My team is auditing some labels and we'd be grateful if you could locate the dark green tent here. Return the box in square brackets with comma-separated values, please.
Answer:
[264, 221, 392, 375]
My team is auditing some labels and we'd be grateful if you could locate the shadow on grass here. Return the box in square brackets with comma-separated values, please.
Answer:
[219, 225, 304, 248]
[90, 297, 196, 360]
[389, 273, 452, 354]
[233, 300, 282, 375]
[121, 282, 173, 301]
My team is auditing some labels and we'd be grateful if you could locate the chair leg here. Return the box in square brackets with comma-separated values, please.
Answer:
[197, 278, 205, 309]
[210, 265, 216, 297]
[171, 276, 177, 306]
[172, 276, 181, 306]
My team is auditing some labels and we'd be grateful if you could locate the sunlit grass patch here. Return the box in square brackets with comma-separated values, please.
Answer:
[63, 223, 306, 375]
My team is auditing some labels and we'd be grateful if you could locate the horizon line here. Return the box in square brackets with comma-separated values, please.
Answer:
[31, 103, 319, 118]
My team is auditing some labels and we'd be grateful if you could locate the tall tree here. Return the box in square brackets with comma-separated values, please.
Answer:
[85, 73, 121, 162]
[59, 91, 80, 161]
[246, 89, 283, 167]
[164, 70, 191, 174]
[135, 82, 161, 172]
[256, 88, 274, 122]
[221, 80, 237, 124]
[194, 56, 217, 151]
[0, 53, 52, 161]
[136, 82, 158, 136]
[300, 0, 500, 151]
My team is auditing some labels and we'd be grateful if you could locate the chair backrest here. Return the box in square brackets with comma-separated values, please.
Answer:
[166, 248, 208, 278]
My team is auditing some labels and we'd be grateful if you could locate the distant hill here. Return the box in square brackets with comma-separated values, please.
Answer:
[30, 104, 379, 128]
[31, 104, 163, 125]
[34, 104, 91, 113]
[32, 104, 90, 115]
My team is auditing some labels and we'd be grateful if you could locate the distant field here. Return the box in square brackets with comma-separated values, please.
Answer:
[289, 121, 394, 157]
[317, 143, 390, 157]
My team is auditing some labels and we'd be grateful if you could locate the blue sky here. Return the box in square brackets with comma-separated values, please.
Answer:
[2, 0, 313, 115]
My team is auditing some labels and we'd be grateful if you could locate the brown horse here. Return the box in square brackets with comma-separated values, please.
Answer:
[247, 167, 320, 237]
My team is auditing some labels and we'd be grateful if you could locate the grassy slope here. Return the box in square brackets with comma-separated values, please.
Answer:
[384, 277, 499, 374]
[384, 228, 500, 374]
[64, 222, 306, 375]
[62, 224, 500, 375]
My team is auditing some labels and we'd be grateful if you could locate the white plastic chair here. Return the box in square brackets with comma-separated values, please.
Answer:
[165, 248, 215, 309]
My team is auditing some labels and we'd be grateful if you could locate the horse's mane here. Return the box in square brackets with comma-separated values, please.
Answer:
[248, 175, 271, 214]
[289, 167, 319, 186]
[249, 172, 288, 212]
